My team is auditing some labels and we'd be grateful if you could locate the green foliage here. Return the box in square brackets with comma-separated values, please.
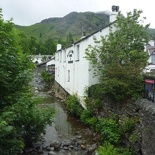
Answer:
[17, 31, 31, 54]
[85, 84, 103, 115]
[66, 95, 83, 117]
[0, 10, 34, 109]
[97, 143, 119, 155]
[65, 94, 137, 153]
[66, 33, 74, 46]
[41, 70, 55, 84]
[0, 94, 55, 153]
[80, 109, 98, 129]
[17, 29, 56, 55]
[0, 10, 55, 154]
[98, 118, 122, 144]
[43, 38, 56, 55]
[0, 119, 24, 155]
[86, 84, 103, 99]
[10, 94, 54, 148]
[121, 118, 135, 133]
[85, 10, 150, 103]
[97, 142, 132, 155]
[80, 109, 93, 124]
[129, 130, 140, 145]
[29, 37, 38, 54]
[86, 117, 98, 130]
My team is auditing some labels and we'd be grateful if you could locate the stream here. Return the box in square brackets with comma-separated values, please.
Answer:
[29, 68, 98, 155]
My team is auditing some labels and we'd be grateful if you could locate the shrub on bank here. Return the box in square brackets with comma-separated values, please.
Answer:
[97, 142, 132, 155]
[41, 70, 55, 84]
[0, 93, 55, 153]
[65, 93, 137, 155]
[80, 109, 99, 130]
[98, 118, 122, 144]
[66, 95, 83, 117]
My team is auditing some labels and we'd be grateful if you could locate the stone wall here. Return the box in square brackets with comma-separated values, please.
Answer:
[135, 99, 155, 155]
[95, 98, 155, 155]
[108, 99, 155, 155]
[54, 81, 69, 100]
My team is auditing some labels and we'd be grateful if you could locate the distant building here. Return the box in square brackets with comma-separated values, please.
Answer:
[146, 40, 155, 64]
[144, 40, 155, 73]
[30, 54, 53, 64]
[46, 56, 55, 74]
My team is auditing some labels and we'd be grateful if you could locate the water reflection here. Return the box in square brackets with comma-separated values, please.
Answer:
[32, 68, 95, 154]
[43, 97, 93, 145]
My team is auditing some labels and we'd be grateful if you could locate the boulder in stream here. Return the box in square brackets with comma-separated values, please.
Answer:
[50, 140, 61, 150]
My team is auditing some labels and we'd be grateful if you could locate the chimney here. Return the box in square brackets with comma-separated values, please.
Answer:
[110, 5, 119, 23]
[57, 44, 62, 51]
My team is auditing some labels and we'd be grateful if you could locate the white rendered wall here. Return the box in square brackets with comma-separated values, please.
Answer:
[55, 25, 112, 106]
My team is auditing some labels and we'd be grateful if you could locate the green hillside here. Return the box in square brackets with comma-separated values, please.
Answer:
[16, 11, 109, 42]
[15, 11, 155, 56]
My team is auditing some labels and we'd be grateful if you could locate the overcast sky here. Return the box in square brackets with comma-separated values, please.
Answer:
[0, 0, 154, 28]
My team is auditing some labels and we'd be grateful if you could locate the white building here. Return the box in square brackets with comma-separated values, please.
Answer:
[55, 8, 118, 107]
[46, 56, 55, 74]
[31, 54, 53, 64]
[144, 40, 155, 73]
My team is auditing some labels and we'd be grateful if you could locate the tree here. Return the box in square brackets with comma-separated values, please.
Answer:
[57, 37, 66, 48]
[0, 11, 32, 108]
[85, 10, 150, 102]
[18, 31, 31, 54]
[37, 40, 47, 54]
[0, 9, 54, 154]
[44, 38, 56, 55]
[29, 37, 38, 54]
[66, 32, 74, 46]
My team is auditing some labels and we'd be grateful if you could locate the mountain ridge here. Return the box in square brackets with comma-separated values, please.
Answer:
[16, 11, 109, 42]
[16, 11, 155, 43]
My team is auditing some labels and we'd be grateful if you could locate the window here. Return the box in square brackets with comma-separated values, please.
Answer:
[58, 67, 59, 76]
[67, 50, 74, 63]
[76, 45, 80, 61]
[64, 50, 66, 62]
[60, 51, 62, 62]
[68, 70, 70, 82]
[57, 52, 59, 61]
[151, 51, 155, 64]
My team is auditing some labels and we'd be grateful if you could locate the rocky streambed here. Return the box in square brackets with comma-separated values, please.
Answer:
[26, 68, 99, 155]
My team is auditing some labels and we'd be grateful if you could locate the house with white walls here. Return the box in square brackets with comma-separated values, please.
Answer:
[143, 40, 155, 73]
[55, 7, 118, 107]
[46, 56, 55, 74]
[30, 54, 53, 64]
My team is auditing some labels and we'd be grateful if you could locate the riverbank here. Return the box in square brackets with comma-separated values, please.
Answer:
[25, 68, 99, 155]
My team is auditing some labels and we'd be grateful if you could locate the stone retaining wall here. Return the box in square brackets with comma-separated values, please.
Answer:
[135, 99, 155, 155]
[54, 81, 69, 100]
[112, 99, 155, 155]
